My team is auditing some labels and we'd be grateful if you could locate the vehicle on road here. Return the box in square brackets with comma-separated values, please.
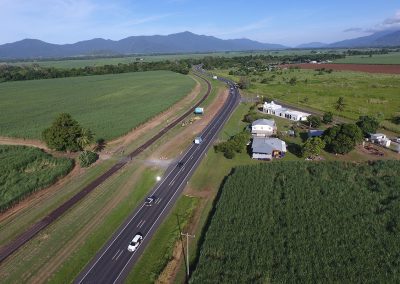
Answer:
[194, 137, 203, 144]
[145, 196, 157, 206]
[127, 233, 143, 252]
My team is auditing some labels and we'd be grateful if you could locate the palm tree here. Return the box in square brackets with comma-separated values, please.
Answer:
[334, 97, 346, 112]
[77, 128, 94, 151]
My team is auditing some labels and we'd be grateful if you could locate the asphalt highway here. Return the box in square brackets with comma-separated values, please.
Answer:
[75, 73, 240, 284]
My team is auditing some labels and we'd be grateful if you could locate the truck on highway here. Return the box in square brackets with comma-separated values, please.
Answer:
[194, 137, 203, 144]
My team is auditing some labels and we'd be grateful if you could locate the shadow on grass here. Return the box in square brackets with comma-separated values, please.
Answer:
[188, 168, 235, 282]
[299, 131, 309, 142]
[287, 142, 303, 158]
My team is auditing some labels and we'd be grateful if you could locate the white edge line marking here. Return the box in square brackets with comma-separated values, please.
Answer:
[78, 203, 145, 283]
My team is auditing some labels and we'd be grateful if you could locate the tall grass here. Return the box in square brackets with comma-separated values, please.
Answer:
[0, 145, 74, 212]
[0, 71, 195, 140]
[191, 161, 400, 283]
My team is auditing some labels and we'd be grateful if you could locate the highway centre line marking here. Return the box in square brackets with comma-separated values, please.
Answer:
[115, 250, 124, 261]
[112, 249, 121, 260]
[78, 203, 145, 283]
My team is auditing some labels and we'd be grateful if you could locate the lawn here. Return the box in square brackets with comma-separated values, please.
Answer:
[334, 52, 400, 64]
[191, 161, 400, 283]
[0, 145, 73, 211]
[0, 71, 195, 140]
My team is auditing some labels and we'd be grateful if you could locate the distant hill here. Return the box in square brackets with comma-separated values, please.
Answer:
[295, 42, 328, 49]
[328, 29, 400, 48]
[0, 31, 287, 60]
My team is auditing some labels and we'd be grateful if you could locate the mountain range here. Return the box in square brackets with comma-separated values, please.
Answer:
[0, 30, 400, 60]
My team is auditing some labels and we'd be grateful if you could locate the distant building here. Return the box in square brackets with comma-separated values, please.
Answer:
[263, 101, 310, 121]
[251, 119, 277, 137]
[252, 137, 287, 160]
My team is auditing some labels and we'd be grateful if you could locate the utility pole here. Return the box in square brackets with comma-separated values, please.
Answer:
[181, 232, 195, 278]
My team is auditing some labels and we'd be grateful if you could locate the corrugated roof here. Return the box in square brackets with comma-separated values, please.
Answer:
[252, 119, 276, 127]
[252, 138, 287, 154]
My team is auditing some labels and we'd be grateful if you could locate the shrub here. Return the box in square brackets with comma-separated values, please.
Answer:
[42, 113, 93, 152]
[322, 112, 333, 124]
[307, 115, 322, 128]
[356, 115, 380, 136]
[79, 151, 98, 167]
[323, 124, 363, 154]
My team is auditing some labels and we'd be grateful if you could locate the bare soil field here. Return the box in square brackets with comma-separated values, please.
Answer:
[285, 63, 400, 74]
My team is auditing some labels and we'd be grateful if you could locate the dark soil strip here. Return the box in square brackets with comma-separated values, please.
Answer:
[0, 72, 212, 263]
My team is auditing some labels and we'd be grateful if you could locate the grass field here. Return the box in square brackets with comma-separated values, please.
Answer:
[334, 52, 400, 64]
[0, 71, 195, 140]
[0, 145, 73, 212]
[191, 161, 400, 283]
[216, 69, 400, 125]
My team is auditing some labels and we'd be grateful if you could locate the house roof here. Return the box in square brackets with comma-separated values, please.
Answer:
[252, 138, 287, 154]
[252, 119, 276, 127]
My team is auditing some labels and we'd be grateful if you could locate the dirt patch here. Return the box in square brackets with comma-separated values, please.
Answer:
[0, 136, 77, 159]
[0, 136, 48, 150]
[105, 77, 202, 156]
[282, 63, 400, 74]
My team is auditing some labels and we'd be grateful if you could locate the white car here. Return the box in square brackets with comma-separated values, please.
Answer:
[127, 233, 143, 252]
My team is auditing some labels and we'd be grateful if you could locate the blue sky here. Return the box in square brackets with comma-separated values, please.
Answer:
[0, 0, 399, 46]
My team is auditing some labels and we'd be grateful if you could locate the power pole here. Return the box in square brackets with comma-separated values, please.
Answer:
[181, 232, 195, 278]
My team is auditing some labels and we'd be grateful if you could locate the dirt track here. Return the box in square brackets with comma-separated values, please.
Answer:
[285, 63, 400, 74]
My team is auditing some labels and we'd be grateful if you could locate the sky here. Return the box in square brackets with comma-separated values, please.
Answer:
[0, 0, 399, 46]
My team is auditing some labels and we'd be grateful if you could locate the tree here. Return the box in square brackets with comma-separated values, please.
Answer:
[42, 113, 83, 152]
[77, 128, 94, 150]
[302, 137, 325, 158]
[79, 150, 98, 167]
[392, 115, 400, 125]
[322, 112, 333, 124]
[238, 76, 250, 89]
[307, 115, 322, 128]
[334, 97, 346, 112]
[323, 124, 363, 154]
[356, 115, 380, 136]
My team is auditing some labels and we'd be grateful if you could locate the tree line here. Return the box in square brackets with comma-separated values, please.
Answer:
[0, 60, 190, 82]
